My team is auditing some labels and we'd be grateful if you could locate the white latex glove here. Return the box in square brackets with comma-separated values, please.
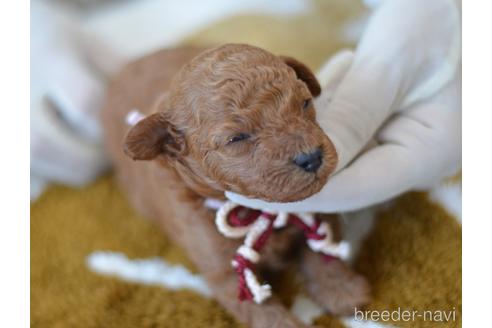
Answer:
[226, 0, 461, 213]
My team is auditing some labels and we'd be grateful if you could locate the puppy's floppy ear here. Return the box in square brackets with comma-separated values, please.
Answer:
[123, 112, 185, 161]
[280, 56, 321, 97]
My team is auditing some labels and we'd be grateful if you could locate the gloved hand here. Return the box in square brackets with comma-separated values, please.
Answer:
[226, 0, 461, 213]
[31, 1, 108, 199]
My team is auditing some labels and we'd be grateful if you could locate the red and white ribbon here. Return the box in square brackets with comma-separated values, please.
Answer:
[207, 200, 350, 304]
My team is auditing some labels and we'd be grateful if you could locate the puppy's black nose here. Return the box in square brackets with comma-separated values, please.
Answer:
[294, 148, 323, 173]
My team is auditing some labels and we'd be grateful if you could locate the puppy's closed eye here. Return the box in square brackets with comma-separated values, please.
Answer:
[303, 99, 312, 110]
[227, 133, 250, 145]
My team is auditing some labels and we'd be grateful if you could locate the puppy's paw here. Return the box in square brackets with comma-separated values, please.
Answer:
[303, 256, 371, 316]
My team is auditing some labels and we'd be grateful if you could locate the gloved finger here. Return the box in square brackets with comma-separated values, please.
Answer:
[224, 191, 283, 212]
[30, 101, 108, 187]
[314, 60, 401, 172]
[376, 100, 461, 188]
[316, 49, 354, 92]
[45, 53, 105, 143]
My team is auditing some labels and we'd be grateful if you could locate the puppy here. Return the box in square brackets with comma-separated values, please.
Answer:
[102, 44, 369, 327]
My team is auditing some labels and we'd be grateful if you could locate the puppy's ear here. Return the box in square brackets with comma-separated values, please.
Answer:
[280, 56, 321, 97]
[123, 112, 185, 161]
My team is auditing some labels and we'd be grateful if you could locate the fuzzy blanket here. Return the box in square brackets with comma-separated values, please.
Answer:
[30, 175, 461, 328]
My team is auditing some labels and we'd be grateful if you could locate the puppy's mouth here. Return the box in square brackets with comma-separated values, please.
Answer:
[296, 168, 326, 192]
[261, 166, 325, 203]
[294, 176, 319, 196]
[279, 152, 333, 202]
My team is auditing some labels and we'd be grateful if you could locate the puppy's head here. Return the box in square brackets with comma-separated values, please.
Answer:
[124, 44, 337, 202]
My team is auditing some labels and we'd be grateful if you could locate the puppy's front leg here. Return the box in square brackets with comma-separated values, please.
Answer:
[300, 248, 371, 316]
[299, 214, 371, 316]
[206, 273, 307, 328]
